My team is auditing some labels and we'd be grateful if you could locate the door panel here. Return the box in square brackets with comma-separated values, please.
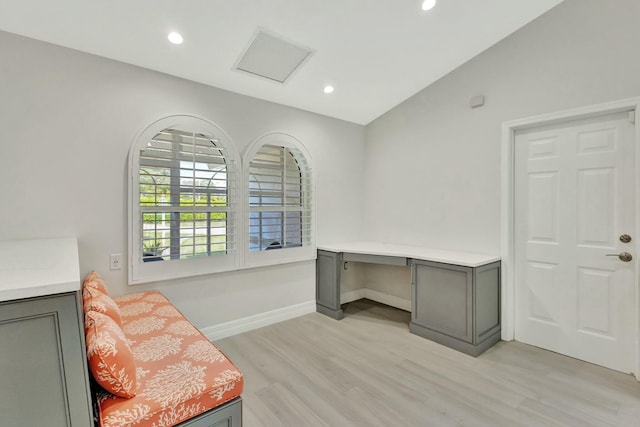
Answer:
[527, 261, 558, 325]
[576, 267, 614, 337]
[515, 112, 636, 373]
[528, 172, 558, 242]
[577, 168, 614, 245]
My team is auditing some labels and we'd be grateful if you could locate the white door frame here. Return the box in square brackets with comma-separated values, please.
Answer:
[501, 97, 640, 378]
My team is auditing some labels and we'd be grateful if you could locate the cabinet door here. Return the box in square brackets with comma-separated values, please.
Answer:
[412, 261, 473, 343]
[0, 292, 93, 426]
[316, 250, 342, 311]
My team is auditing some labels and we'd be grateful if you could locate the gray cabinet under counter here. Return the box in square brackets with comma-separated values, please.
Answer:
[0, 292, 93, 426]
[0, 238, 93, 426]
[316, 250, 344, 319]
[410, 259, 501, 356]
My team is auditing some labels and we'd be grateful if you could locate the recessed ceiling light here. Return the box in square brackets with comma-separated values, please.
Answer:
[168, 32, 183, 45]
[323, 85, 334, 94]
[421, 0, 436, 11]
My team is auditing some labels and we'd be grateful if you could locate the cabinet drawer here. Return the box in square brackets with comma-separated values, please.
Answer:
[343, 252, 407, 266]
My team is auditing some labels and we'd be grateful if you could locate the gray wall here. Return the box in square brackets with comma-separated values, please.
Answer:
[0, 30, 366, 328]
[364, 0, 640, 255]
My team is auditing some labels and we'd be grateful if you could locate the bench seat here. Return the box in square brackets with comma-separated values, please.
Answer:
[93, 291, 243, 427]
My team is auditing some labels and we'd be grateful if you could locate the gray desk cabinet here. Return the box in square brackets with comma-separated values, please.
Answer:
[0, 292, 93, 426]
[409, 260, 501, 356]
[316, 250, 344, 319]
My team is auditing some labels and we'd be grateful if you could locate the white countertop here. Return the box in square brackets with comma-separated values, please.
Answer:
[317, 241, 500, 268]
[0, 237, 81, 302]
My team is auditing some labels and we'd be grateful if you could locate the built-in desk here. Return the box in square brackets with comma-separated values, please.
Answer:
[316, 242, 501, 356]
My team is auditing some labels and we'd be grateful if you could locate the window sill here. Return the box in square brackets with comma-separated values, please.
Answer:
[128, 251, 317, 285]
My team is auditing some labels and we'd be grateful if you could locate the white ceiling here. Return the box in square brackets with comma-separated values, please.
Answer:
[0, 0, 564, 125]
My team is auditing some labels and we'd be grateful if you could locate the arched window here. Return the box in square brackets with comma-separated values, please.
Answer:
[244, 133, 314, 266]
[129, 116, 239, 284]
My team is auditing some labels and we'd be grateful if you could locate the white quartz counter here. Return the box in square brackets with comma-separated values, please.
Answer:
[0, 237, 81, 302]
[317, 241, 500, 268]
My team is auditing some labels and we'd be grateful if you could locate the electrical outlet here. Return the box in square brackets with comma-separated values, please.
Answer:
[110, 254, 122, 270]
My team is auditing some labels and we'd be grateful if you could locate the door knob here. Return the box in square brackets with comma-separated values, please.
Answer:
[606, 252, 633, 262]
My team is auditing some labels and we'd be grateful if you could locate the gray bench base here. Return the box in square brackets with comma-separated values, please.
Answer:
[177, 397, 242, 427]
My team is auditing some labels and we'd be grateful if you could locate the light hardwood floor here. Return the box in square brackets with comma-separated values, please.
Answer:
[216, 300, 640, 426]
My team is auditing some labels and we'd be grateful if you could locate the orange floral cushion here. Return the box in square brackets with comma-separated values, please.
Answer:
[85, 310, 137, 398]
[83, 270, 109, 295]
[95, 291, 243, 426]
[83, 287, 123, 327]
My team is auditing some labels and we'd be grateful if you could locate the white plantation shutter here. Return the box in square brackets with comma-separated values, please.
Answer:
[246, 135, 314, 260]
[139, 129, 237, 260]
[129, 116, 239, 284]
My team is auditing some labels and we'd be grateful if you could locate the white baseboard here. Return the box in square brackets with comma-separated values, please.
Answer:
[341, 289, 366, 304]
[201, 300, 316, 341]
[202, 290, 410, 341]
[342, 288, 411, 312]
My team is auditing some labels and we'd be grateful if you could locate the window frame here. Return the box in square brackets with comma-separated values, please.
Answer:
[243, 132, 316, 268]
[128, 115, 240, 284]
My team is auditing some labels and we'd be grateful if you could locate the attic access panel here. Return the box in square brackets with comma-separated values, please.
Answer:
[234, 29, 314, 84]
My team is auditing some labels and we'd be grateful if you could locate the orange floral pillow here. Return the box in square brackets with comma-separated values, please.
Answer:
[83, 287, 123, 327]
[83, 270, 109, 295]
[85, 310, 137, 398]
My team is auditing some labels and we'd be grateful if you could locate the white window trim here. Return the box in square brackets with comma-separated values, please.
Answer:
[128, 115, 241, 285]
[243, 132, 316, 268]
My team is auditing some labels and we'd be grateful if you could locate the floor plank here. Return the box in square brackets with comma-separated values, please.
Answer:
[216, 300, 640, 426]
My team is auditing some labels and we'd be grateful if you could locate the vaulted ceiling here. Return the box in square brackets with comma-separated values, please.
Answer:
[0, 0, 565, 124]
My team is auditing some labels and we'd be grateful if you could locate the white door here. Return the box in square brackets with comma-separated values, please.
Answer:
[514, 111, 636, 373]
